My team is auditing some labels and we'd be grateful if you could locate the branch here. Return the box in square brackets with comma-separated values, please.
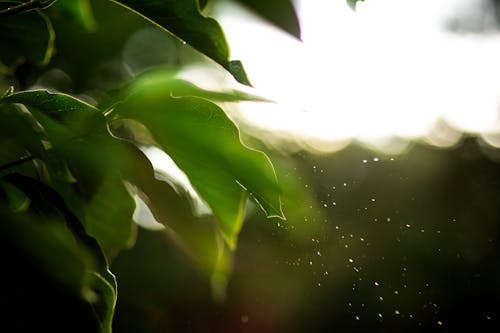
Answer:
[0, 0, 57, 18]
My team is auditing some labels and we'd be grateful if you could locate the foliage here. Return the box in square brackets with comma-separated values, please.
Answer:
[0, 0, 356, 331]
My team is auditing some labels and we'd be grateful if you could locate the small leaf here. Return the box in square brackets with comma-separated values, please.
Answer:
[0, 6, 55, 66]
[113, 89, 283, 247]
[110, 0, 251, 85]
[236, 0, 301, 39]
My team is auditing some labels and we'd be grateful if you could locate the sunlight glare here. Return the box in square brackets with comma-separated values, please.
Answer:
[215, 0, 500, 150]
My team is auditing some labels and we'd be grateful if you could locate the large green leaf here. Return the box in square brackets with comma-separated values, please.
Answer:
[0, 5, 54, 68]
[236, 0, 300, 39]
[110, 0, 250, 85]
[113, 87, 283, 248]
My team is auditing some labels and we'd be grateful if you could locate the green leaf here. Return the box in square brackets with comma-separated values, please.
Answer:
[109, 0, 251, 85]
[347, 0, 364, 10]
[113, 88, 283, 248]
[236, 0, 301, 39]
[0, 6, 55, 67]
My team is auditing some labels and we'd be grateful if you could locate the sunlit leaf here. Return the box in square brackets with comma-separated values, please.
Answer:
[110, 0, 251, 85]
[113, 89, 283, 248]
[236, 0, 301, 39]
[0, 6, 55, 67]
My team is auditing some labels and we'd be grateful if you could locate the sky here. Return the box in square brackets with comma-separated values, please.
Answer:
[209, 0, 500, 152]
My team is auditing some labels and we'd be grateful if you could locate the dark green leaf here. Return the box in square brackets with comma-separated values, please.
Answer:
[110, 0, 251, 85]
[236, 0, 301, 39]
[113, 89, 283, 248]
[0, 6, 55, 68]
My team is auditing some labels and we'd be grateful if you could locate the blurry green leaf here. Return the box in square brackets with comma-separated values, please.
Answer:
[113, 90, 283, 248]
[347, 0, 364, 10]
[0, 174, 117, 332]
[0, 208, 94, 295]
[0, 179, 30, 212]
[0, 6, 55, 67]
[0, 102, 46, 163]
[52, 0, 97, 31]
[110, 0, 251, 85]
[236, 0, 300, 39]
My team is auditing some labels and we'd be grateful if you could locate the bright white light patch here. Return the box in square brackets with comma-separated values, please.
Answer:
[215, 0, 500, 150]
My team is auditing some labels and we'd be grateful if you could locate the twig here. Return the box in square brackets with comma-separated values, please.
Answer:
[0, 0, 57, 19]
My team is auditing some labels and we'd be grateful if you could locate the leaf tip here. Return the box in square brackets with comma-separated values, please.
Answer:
[226, 60, 252, 87]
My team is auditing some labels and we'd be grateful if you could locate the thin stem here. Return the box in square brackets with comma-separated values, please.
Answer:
[0, 155, 36, 171]
[0, 0, 57, 19]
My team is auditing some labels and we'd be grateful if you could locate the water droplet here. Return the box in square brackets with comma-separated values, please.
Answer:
[378, 313, 383, 318]
[317, 282, 321, 287]
[437, 320, 443, 326]
[343, 182, 347, 187]
[317, 251, 322, 256]
[323, 203, 328, 208]
[348, 258, 354, 263]
[395, 310, 400, 315]
[332, 202, 337, 206]
[374, 282, 380, 286]
[379, 296, 384, 301]
[355, 315, 360, 321]
[406, 224, 411, 228]
[371, 198, 376, 202]
[324, 271, 329, 276]
[394, 290, 399, 295]
[386, 217, 391, 222]
[373, 157, 380, 162]
[362, 159, 368, 163]
[309, 261, 313, 265]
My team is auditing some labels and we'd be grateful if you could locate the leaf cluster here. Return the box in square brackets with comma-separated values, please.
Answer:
[0, 0, 360, 331]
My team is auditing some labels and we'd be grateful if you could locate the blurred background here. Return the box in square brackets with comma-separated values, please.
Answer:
[2, 0, 499, 332]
